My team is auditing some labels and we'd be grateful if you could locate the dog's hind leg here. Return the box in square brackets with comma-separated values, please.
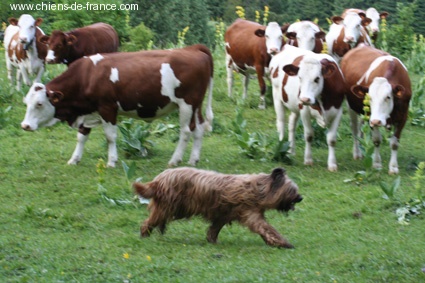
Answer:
[206, 220, 226, 243]
[241, 214, 294, 248]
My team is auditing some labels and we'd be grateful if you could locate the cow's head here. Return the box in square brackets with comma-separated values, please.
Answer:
[21, 83, 61, 131]
[14, 14, 42, 50]
[283, 57, 337, 106]
[351, 77, 404, 127]
[365, 8, 389, 34]
[254, 22, 285, 55]
[286, 21, 326, 52]
[333, 12, 371, 47]
[39, 30, 77, 64]
[365, 8, 389, 41]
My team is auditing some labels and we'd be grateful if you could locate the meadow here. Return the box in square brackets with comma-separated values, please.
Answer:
[0, 46, 424, 282]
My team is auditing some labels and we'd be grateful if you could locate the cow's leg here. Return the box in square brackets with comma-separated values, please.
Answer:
[225, 53, 234, 98]
[188, 110, 204, 166]
[272, 87, 286, 141]
[102, 121, 118, 167]
[16, 69, 22, 91]
[300, 110, 314, 166]
[349, 108, 362, 160]
[68, 127, 91, 165]
[389, 135, 399, 175]
[19, 64, 31, 87]
[242, 74, 249, 100]
[34, 65, 45, 83]
[240, 212, 293, 248]
[325, 108, 342, 172]
[255, 65, 266, 109]
[371, 126, 382, 169]
[169, 103, 193, 167]
[5, 56, 15, 86]
[288, 112, 299, 155]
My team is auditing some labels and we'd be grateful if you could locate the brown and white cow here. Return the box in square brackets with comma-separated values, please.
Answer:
[21, 44, 214, 167]
[326, 11, 372, 63]
[269, 45, 346, 171]
[39, 22, 119, 65]
[342, 8, 389, 43]
[285, 21, 326, 53]
[225, 19, 286, 109]
[4, 14, 47, 91]
[341, 44, 411, 174]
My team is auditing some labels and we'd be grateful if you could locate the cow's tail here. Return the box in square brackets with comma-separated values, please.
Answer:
[197, 44, 214, 132]
[133, 181, 156, 199]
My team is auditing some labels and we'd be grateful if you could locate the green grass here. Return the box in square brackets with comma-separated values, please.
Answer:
[0, 49, 424, 283]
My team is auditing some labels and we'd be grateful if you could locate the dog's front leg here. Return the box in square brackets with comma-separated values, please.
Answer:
[207, 220, 226, 243]
[242, 215, 294, 248]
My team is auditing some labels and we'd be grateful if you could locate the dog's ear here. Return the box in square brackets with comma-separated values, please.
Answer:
[271, 168, 286, 191]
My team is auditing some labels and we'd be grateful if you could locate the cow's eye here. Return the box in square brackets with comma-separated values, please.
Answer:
[37, 102, 43, 108]
[314, 77, 320, 83]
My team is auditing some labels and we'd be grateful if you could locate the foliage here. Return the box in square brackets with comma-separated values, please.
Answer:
[121, 22, 154, 51]
[231, 108, 291, 163]
[381, 2, 416, 60]
[127, 0, 213, 48]
[0, 105, 11, 129]
[344, 94, 383, 185]
[396, 162, 425, 224]
[380, 176, 401, 200]
[96, 158, 135, 206]
[118, 119, 154, 158]
[48, 0, 130, 41]
[410, 75, 425, 127]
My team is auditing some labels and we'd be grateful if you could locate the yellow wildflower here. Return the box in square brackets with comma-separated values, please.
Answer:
[123, 252, 130, 259]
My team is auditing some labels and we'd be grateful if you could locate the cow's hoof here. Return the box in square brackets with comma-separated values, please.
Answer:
[328, 165, 338, 172]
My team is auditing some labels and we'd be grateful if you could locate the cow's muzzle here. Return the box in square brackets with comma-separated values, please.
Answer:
[21, 123, 34, 131]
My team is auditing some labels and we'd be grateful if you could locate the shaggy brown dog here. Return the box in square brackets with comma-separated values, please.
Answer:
[133, 167, 302, 248]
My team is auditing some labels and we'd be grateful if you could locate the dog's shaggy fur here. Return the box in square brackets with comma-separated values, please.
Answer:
[133, 167, 302, 248]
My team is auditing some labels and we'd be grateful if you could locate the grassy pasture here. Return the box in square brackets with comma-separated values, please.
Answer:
[0, 49, 424, 282]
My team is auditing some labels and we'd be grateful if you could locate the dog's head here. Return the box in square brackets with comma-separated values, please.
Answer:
[270, 168, 303, 212]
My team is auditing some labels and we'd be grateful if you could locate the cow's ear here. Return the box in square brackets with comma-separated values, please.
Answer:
[380, 12, 389, 19]
[66, 34, 78, 45]
[254, 29, 265, 37]
[35, 18, 43, 26]
[358, 12, 367, 19]
[39, 35, 50, 45]
[393, 85, 405, 99]
[315, 31, 326, 40]
[286, 32, 296, 40]
[331, 16, 343, 24]
[351, 85, 369, 99]
[321, 60, 336, 78]
[281, 23, 290, 33]
[283, 64, 299, 76]
[47, 90, 64, 104]
[361, 18, 372, 27]
[8, 17, 18, 26]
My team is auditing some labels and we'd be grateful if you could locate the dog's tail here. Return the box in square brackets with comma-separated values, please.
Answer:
[133, 182, 156, 199]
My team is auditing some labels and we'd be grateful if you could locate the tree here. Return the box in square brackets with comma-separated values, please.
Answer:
[127, 0, 213, 48]
[49, 0, 129, 41]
